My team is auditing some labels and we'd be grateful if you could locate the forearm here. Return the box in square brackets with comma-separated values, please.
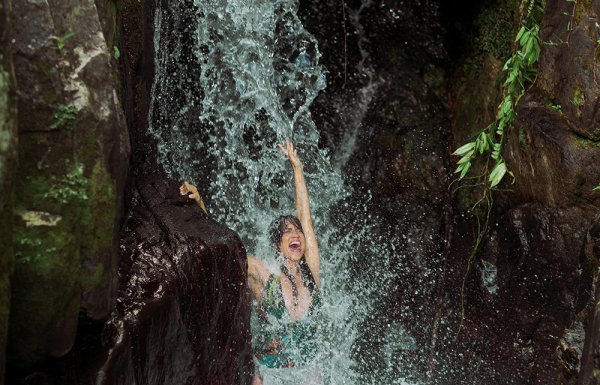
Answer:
[292, 164, 321, 286]
[293, 164, 311, 224]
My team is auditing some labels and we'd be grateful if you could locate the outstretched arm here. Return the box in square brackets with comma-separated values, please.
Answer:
[278, 139, 321, 288]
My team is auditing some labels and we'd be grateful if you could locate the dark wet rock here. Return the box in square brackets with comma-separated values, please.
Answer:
[505, 1, 600, 207]
[558, 322, 586, 379]
[118, 0, 159, 173]
[434, 204, 595, 384]
[578, 215, 600, 385]
[97, 175, 253, 385]
[7, 0, 129, 371]
[0, 0, 18, 383]
[425, 1, 600, 384]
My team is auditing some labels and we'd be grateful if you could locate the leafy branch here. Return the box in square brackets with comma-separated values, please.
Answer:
[453, 23, 541, 189]
[452, 0, 545, 339]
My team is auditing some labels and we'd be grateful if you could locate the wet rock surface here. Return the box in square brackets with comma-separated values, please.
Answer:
[97, 175, 253, 385]
[436, 204, 595, 384]
[505, 0, 600, 207]
[579, 216, 600, 384]
[0, 1, 17, 383]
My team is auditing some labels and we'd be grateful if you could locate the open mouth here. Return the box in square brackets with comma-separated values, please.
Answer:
[289, 241, 301, 252]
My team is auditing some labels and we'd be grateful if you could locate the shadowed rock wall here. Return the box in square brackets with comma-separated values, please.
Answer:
[436, 1, 600, 384]
[5, 0, 130, 375]
[0, 0, 17, 383]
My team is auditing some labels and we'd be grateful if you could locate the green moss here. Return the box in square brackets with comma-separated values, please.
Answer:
[88, 263, 105, 288]
[79, 160, 117, 292]
[464, 0, 521, 74]
[574, 0, 594, 24]
[9, 156, 89, 367]
[10, 204, 81, 368]
[573, 135, 600, 148]
[0, 68, 11, 176]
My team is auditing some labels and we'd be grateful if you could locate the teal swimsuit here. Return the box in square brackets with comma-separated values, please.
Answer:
[255, 274, 321, 368]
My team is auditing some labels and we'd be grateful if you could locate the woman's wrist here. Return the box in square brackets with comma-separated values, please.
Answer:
[291, 162, 303, 170]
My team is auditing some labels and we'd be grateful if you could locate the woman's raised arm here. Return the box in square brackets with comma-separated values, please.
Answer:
[278, 139, 321, 288]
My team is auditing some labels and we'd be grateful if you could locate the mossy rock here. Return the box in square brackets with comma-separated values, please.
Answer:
[8, 144, 118, 368]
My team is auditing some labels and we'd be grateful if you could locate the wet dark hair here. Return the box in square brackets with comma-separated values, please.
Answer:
[270, 215, 317, 292]
[269, 215, 304, 248]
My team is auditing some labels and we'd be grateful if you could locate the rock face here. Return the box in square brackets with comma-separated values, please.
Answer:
[508, 0, 600, 206]
[432, 1, 600, 384]
[7, 0, 130, 373]
[0, 0, 18, 383]
[579, 217, 600, 384]
[97, 175, 253, 385]
[301, 0, 600, 384]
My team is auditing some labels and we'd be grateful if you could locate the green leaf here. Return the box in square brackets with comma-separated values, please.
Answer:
[457, 151, 474, 165]
[515, 26, 526, 43]
[453, 142, 476, 156]
[459, 161, 471, 179]
[488, 161, 507, 188]
[477, 135, 489, 154]
[594, 184, 600, 191]
[113, 46, 121, 60]
[491, 143, 502, 160]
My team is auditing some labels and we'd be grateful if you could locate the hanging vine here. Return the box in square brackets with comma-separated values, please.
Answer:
[452, 0, 545, 338]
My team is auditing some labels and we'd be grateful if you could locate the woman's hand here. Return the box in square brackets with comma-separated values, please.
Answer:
[277, 138, 302, 169]
[179, 181, 207, 213]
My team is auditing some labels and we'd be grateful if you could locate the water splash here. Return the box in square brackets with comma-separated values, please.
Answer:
[147, 0, 417, 383]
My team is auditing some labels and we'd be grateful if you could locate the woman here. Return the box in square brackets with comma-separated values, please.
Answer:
[180, 139, 321, 385]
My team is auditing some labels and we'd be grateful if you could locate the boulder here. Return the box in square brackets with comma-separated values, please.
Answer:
[97, 175, 253, 385]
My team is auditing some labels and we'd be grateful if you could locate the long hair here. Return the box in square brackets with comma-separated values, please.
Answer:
[270, 215, 317, 292]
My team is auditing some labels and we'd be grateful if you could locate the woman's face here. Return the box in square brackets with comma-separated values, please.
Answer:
[278, 222, 305, 261]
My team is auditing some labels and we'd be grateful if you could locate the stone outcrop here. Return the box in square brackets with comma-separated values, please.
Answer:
[6, 0, 130, 372]
[0, 0, 18, 383]
[97, 175, 253, 385]
[508, 0, 600, 206]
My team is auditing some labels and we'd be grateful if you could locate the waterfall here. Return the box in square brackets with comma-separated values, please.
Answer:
[147, 0, 418, 383]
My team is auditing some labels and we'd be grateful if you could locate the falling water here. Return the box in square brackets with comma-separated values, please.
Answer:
[147, 0, 418, 383]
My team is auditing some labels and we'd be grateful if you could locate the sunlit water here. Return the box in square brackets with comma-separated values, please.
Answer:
[147, 0, 419, 383]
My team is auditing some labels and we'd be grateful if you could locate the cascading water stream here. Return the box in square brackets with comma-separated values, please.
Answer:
[147, 0, 418, 383]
